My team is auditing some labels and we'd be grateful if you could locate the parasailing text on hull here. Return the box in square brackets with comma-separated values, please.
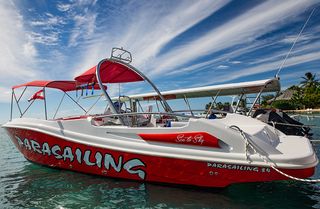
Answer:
[14, 136, 146, 180]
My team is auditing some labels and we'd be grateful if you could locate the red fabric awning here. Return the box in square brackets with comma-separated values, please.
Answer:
[74, 60, 144, 83]
[12, 80, 103, 92]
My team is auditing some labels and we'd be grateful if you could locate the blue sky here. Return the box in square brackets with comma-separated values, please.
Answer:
[0, 0, 320, 123]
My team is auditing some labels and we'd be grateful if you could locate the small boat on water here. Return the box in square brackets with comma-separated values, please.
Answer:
[2, 48, 318, 187]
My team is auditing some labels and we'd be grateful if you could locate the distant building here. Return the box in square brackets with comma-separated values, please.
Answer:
[268, 89, 294, 102]
[275, 89, 295, 101]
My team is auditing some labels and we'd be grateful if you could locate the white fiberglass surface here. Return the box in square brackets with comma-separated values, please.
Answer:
[3, 116, 318, 169]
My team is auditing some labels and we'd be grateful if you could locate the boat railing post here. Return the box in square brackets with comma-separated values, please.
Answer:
[10, 90, 13, 121]
[137, 100, 144, 113]
[43, 87, 48, 120]
[13, 91, 23, 117]
[155, 97, 161, 119]
[183, 95, 194, 117]
[205, 90, 220, 118]
[247, 84, 267, 116]
[132, 100, 137, 126]
[234, 93, 244, 113]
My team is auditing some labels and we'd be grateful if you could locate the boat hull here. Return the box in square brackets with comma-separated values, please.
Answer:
[4, 127, 315, 188]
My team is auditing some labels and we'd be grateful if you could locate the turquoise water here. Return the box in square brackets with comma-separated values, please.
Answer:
[1, 114, 320, 209]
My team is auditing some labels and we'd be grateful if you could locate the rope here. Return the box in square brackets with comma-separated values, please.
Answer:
[275, 8, 316, 77]
[230, 125, 320, 183]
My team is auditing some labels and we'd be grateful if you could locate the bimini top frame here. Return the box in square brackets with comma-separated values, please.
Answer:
[114, 77, 281, 101]
[112, 77, 281, 117]
[10, 80, 103, 121]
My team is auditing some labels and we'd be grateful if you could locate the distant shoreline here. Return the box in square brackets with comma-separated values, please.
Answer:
[284, 108, 320, 113]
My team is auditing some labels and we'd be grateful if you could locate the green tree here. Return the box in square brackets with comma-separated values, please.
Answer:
[291, 72, 320, 109]
[291, 86, 304, 109]
[215, 102, 224, 110]
[300, 72, 319, 88]
[261, 94, 274, 107]
[272, 100, 296, 110]
[205, 102, 212, 111]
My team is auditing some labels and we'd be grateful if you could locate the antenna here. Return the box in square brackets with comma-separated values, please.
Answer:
[275, 8, 316, 78]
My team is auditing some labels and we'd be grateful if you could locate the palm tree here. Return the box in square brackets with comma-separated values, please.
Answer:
[300, 72, 319, 88]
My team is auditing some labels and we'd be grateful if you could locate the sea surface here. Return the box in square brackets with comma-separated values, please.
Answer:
[1, 113, 320, 209]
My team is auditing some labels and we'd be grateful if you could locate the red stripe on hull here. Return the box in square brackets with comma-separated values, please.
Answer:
[4, 127, 315, 188]
[139, 132, 220, 148]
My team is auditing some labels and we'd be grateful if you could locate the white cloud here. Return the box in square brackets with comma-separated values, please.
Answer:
[70, 0, 230, 77]
[57, 3, 72, 12]
[120, 0, 231, 68]
[166, 41, 268, 76]
[57, 0, 97, 12]
[230, 61, 242, 64]
[281, 34, 315, 44]
[23, 41, 37, 57]
[69, 12, 97, 47]
[30, 14, 65, 27]
[217, 65, 229, 69]
[28, 31, 59, 45]
[73, 0, 98, 6]
[249, 39, 320, 66]
[212, 50, 320, 83]
[149, 0, 318, 76]
[0, 1, 38, 83]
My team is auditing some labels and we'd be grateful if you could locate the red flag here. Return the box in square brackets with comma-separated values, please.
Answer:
[28, 89, 44, 102]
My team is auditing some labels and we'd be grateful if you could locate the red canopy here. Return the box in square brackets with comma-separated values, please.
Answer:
[74, 60, 144, 83]
[12, 80, 103, 92]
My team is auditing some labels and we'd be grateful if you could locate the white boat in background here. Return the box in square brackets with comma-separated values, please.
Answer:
[2, 48, 318, 188]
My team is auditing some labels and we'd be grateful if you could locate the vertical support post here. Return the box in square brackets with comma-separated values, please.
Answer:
[13, 91, 23, 117]
[132, 100, 137, 126]
[10, 90, 13, 121]
[155, 97, 161, 119]
[247, 85, 266, 116]
[183, 95, 194, 117]
[130, 98, 135, 112]
[205, 90, 220, 118]
[137, 100, 144, 112]
[132, 100, 137, 112]
[43, 87, 48, 120]
[234, 93, 244, 113]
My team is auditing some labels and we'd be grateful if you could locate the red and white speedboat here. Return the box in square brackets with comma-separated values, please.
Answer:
[2, 48, 318, 188]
